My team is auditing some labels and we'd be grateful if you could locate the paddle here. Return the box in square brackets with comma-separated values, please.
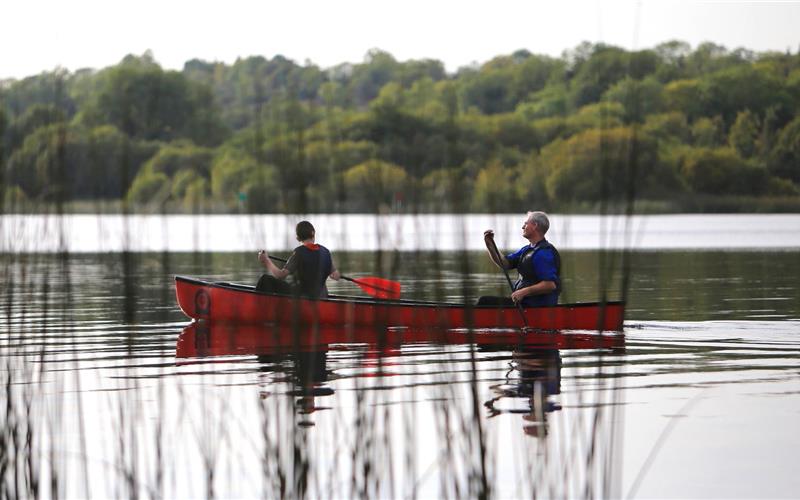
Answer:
[267, 255, 401, 300]
[486, 236, 530, 329]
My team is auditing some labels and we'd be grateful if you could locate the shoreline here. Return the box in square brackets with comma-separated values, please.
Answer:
[3, 196, 800, 216]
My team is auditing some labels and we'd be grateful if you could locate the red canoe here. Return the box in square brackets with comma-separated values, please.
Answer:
[175, 276, 625, 331]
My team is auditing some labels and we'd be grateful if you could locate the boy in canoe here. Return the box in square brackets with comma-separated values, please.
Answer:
[482, 211, 561, 307]
[257, 221, 341, 298]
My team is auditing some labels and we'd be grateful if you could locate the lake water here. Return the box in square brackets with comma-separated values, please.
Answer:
[1, 214, 799, 498]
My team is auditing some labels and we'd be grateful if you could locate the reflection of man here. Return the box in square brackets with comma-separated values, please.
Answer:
[517, 349, 561, 438]
[484, 349, 562, 438]
[482, 211, 561, 306]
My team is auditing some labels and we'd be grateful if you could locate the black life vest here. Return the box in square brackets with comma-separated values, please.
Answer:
[293, 244, 333, 298]
[513, 240, 561, 294]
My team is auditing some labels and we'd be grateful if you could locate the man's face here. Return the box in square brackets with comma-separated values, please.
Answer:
[522, 218, 536, 238]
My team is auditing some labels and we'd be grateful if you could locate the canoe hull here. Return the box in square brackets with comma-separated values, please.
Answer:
[175, 276, 625, 331]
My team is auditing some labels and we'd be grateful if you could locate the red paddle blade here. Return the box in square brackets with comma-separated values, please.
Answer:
[352, 277, 401, 299]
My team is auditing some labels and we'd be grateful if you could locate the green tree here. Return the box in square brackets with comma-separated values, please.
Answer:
[516, 156, 552, 208]
[565, 102, 626, 134]
[3, 41, 800, 212]
[516, 84, 570, 120]
[787, 69, 800, 114]
[0, 107, 6, 182]
[643, 112, 691, 144]
[479, 113, 540, 152]
[397, 59, 446, 88]
[8, 103, 66, 151]
[342, 159, 409, 212]
[663, 79, 705, 120]
[530, 116, 569, 147]
[459, 67, 510, 115]
[569, 45, 656, 107]
[680, 147, 772, 195]
[183, 55, 327, 130]
[459, 53, 563, 114]
[80, 125, 156, 199]
[210, 149, 263, 205]
[349, 86, 443, 177]
[304, 140, 377, 175]
[0, 69, 75, 118]
[5, 123, 71, 200]
[182, 178, 210, 213]
[685, 42, 746, 76]
[691, 117, 725, 147]
[769, 116, 800, 183]
[5, 123, 155, 201]
[82, 55, 227, 145]
[171, 169, 203, 200]
[123, 140, 212, 205]
[5, 125, 52, 197]
[653, 40, 692, 81]
[472, 161, 518, 212]
[241, 171, 280, 213]
[728, 110, 761, 158]
[350, 49, 401, 105]
[127, 171, 171, 205]
[700, 65, 790, 126]
[143, 142, 213, 178]
[602, 76, 664, 123]
[420, 168, 472, 212]
[542, 127, 678, 203]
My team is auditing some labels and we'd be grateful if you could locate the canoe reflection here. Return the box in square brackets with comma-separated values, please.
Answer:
[177, 322, 624, 357]
[177, 322, 623, 428]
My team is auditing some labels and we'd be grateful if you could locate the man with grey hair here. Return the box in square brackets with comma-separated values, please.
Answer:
[482, 211, 561, 307]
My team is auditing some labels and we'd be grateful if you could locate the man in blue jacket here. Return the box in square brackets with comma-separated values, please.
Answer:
[483, 211, 561, 307]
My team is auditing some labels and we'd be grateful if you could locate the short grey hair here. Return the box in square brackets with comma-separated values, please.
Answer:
[526, 211, 550, 234]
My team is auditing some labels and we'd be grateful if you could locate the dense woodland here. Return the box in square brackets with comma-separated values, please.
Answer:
[1, 41, 799, 213]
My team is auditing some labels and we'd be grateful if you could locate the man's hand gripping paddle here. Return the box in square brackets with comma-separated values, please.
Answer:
[485, 232, 531, 331]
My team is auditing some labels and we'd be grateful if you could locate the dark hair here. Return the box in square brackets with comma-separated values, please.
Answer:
[296, 220, 315, 241]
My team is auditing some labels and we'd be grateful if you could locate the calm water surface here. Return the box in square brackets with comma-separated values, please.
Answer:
[2, 215, 799, 498]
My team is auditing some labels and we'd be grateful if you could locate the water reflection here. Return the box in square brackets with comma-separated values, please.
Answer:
[252, 349, 335, 427]
[177, 321, 623, 430]
[177, 321, 625, 357]
[485, 348, 562, 439]
[3, 248, 799, 498]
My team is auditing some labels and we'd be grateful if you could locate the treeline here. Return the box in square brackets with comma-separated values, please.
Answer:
[1, 41, 799, 213]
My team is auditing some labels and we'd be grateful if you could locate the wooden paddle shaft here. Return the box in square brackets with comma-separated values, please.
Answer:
[488, 238, 530, 329]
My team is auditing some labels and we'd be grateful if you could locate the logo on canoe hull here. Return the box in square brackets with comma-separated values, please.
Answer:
[194, 289, 211, 317]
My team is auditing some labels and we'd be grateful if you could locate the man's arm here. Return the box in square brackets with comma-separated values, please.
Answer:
[510, 281, 557, 303]
[258, 250, 291, 280]
[484, 230, 510, 269]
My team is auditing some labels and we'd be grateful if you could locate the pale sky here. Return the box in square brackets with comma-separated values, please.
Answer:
[2, 0, 799, 80]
